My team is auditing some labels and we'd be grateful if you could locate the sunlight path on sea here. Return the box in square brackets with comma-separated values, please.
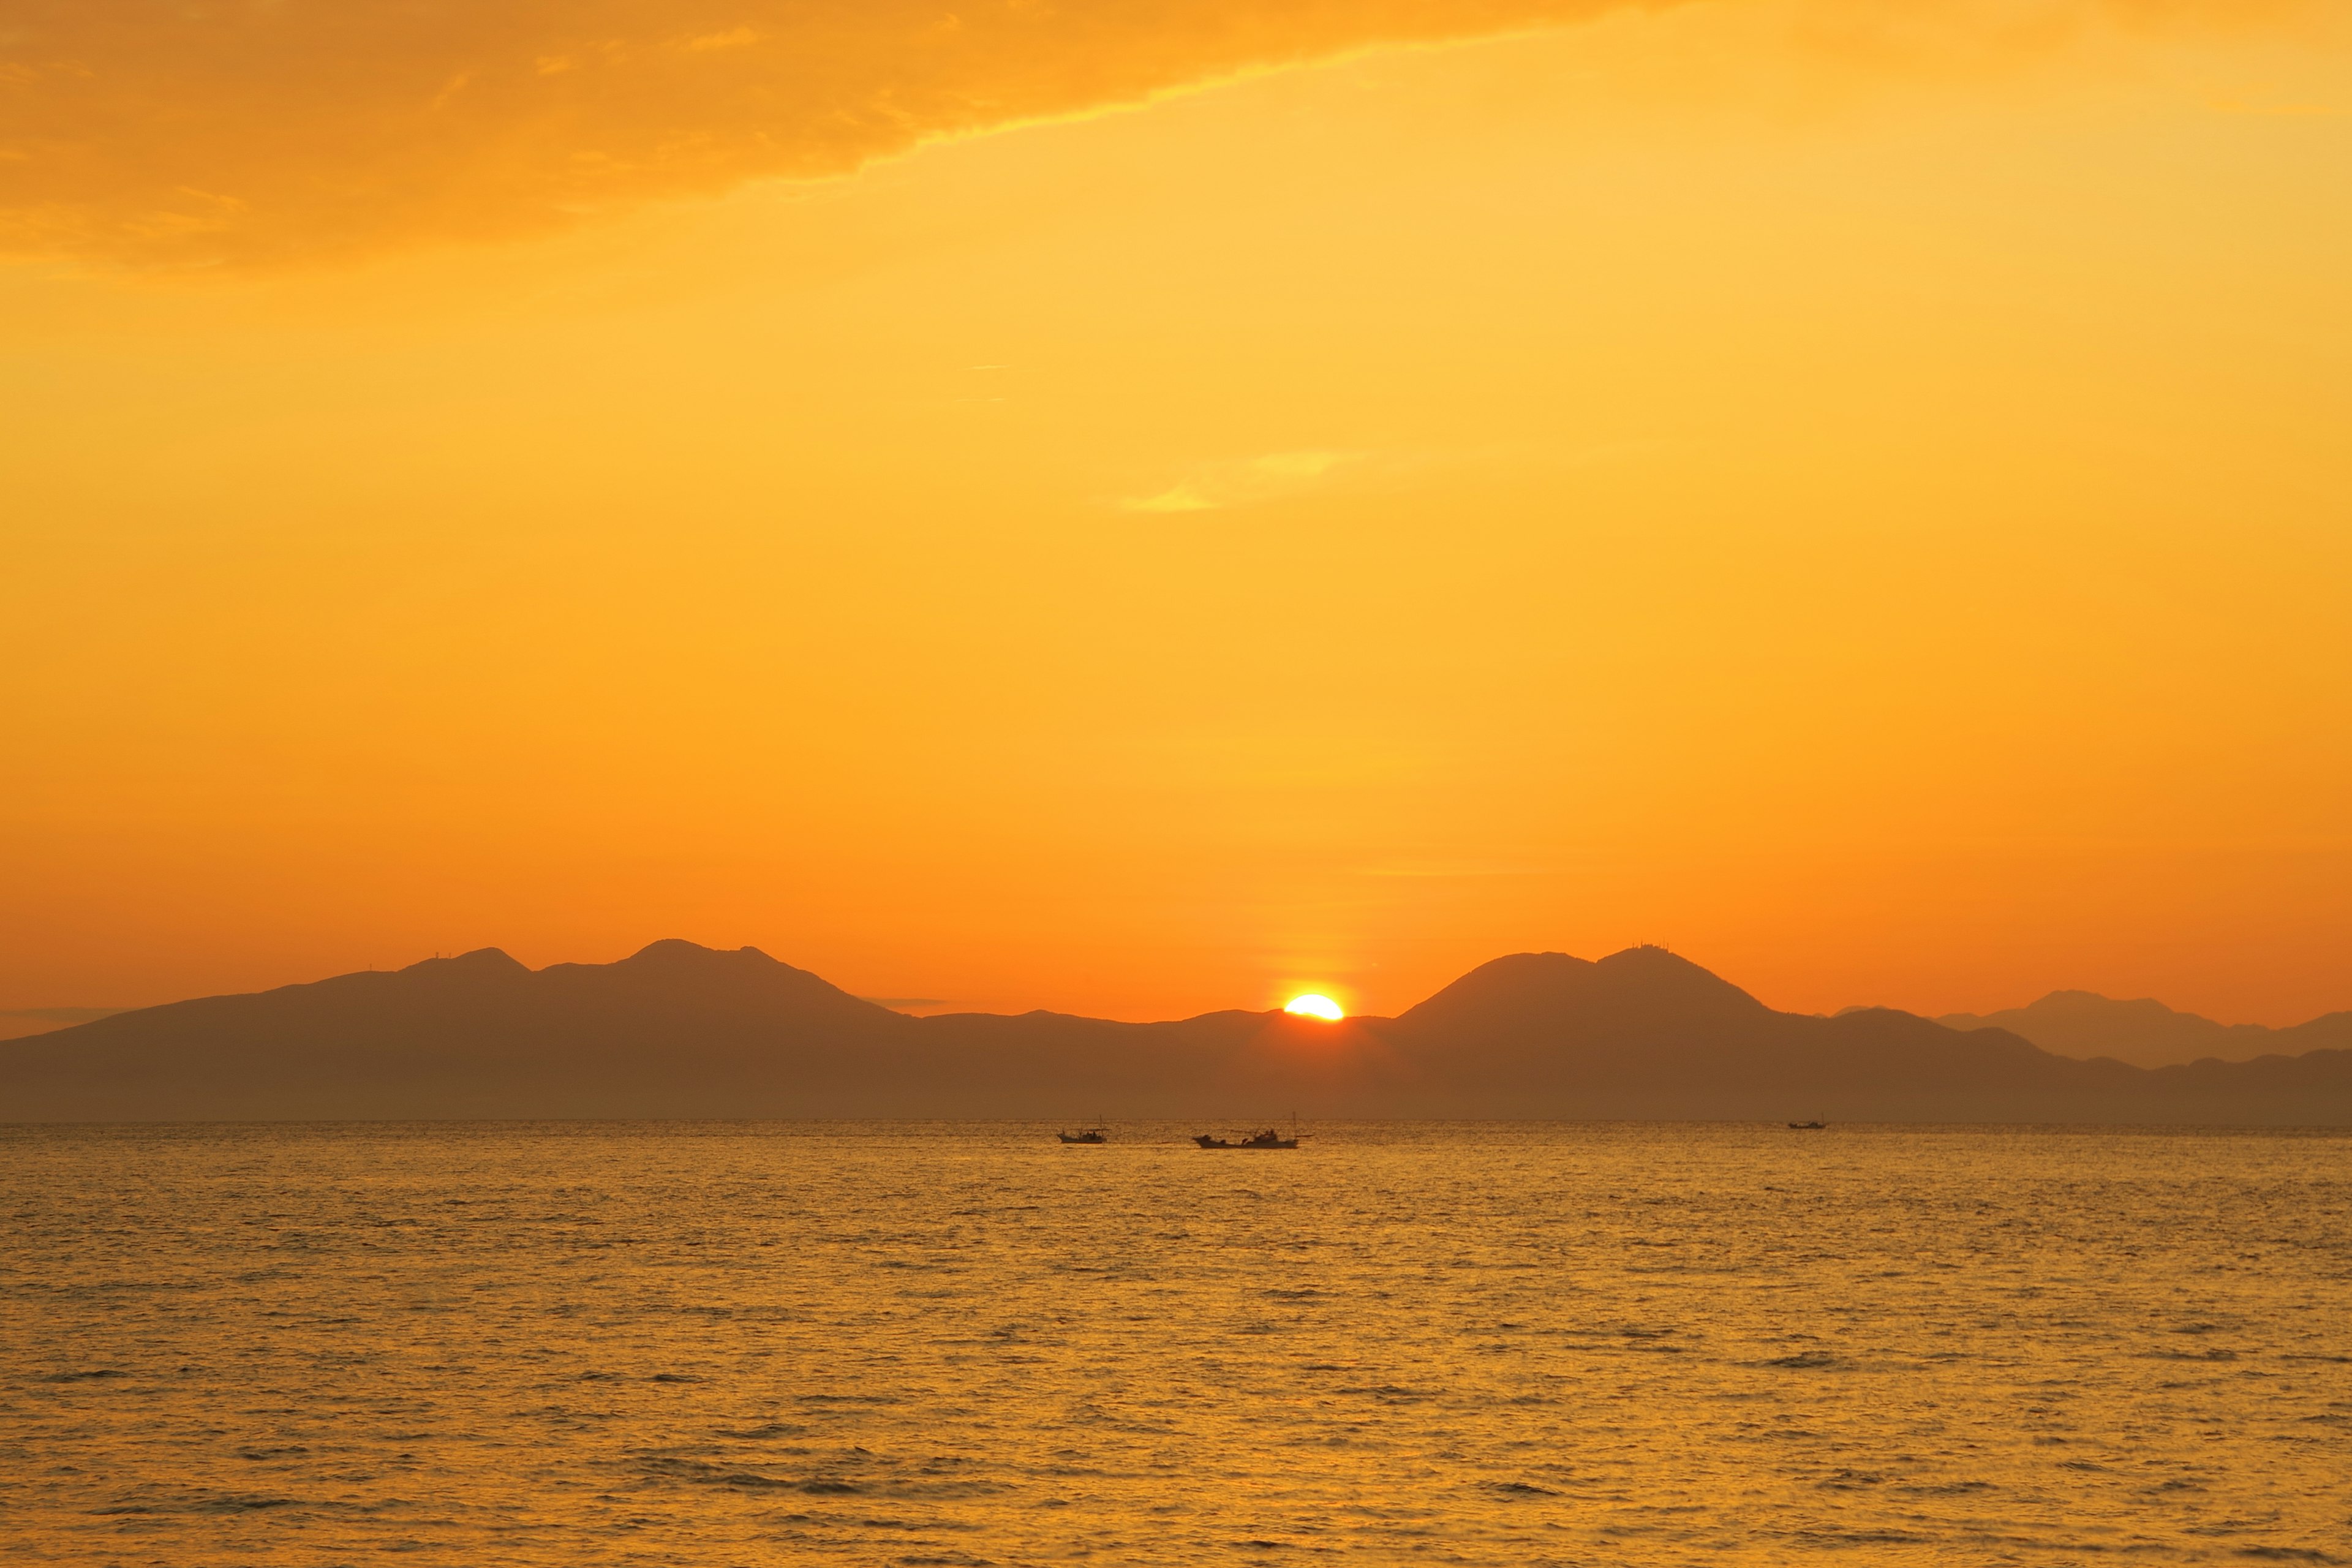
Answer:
[2, 1123, 2348, 1563]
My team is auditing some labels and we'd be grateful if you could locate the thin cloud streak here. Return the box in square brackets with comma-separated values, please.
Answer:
[1123, 450, 1364, 513]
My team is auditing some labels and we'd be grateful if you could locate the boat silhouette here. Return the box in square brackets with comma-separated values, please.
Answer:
[1193, 1125, 1301, 1150]
[1057, 1125, 1108, 1144]
[1787, 1120, 1827, 1130]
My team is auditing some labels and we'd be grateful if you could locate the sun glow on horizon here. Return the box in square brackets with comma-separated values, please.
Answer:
[1, 6, 2348, 1030]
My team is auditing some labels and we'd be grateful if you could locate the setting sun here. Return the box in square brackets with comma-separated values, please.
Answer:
[1284, 994, 1344, 1021]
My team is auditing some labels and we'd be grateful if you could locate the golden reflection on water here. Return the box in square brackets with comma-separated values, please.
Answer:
[3, 1123, 2347, 1562]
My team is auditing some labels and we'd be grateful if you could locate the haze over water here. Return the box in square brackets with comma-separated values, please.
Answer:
[5, 1123, 2348, 1564]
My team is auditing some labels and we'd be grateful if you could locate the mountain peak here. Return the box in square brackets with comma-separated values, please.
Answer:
[1398, 945, 1766, 1036]
[2024, 990, 2186, 1019]
[1589, 944, 1771, 1014]
[1593, 943, 1743, 979]
[1398, 952, 1590, 1020]
[623, 940, 778, 966]
[402, 948, 529, 976]
[1937, 990, 2244, 1068]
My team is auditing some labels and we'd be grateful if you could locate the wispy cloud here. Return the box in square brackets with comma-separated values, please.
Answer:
[0, 0, 2310, 269]
[1123, 449, 1364, 513]
[2204, 96, 2346, 117]
[0, 0, 1646, 269]
[1354, 859, 1553, 878]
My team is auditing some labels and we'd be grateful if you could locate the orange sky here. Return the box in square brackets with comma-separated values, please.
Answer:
[4, 1, 2349, 1026]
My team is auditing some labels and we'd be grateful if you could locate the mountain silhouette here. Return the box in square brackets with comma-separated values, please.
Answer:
[4, 941, 2348, 1123]
[1936, 990, 2352, 1069]
[0, 1005, 125, 1042]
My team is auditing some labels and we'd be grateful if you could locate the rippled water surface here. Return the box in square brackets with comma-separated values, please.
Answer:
[4, 1122, 2349, 1564]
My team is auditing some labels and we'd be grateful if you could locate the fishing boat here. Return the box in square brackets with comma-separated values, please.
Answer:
[1057, 1125, 1108, 1144]
[1193, 1125, 1301, 1150]
[1787, 1120, 1827, 1131]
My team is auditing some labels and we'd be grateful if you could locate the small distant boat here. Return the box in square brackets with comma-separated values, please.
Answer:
[1057, 1125, 1108, 1145]
[1787, 1121, 1827, 1131]
[1193, 1125, 1301, 1150]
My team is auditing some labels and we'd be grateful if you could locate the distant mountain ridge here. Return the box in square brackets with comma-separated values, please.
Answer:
[4, 941, 2349, 1124]
[1936, 991, 2352, 1069]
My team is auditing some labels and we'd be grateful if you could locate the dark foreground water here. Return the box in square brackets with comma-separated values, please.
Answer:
[2, 1122, 2348, 1565]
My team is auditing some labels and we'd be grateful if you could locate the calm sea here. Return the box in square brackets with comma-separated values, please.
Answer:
[3, 1123, 2347, 1565]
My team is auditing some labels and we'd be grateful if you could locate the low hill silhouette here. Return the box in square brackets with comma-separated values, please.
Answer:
[1936, 990, 2352, 1069]
[0, 1005, 124, 1042]
[4, 941, 2348, 1123]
